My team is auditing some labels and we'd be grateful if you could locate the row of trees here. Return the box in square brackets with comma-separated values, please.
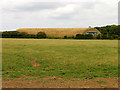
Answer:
[1, 25, 120, 39]
[75, 34, 93, 39]
[1, 31, 119, 39]
[1, 31, 47, 39]
[95, 25, 120, 39]
[1, 31, 95, 39]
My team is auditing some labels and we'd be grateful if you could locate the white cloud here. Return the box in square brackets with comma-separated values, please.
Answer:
[49, 4, 78, 19]
[0, 0, 119, 31]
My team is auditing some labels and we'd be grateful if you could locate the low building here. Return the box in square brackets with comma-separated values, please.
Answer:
[16, 27, 101, 37]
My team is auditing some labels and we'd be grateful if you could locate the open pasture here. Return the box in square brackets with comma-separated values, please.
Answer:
[2, 39, 118, 88]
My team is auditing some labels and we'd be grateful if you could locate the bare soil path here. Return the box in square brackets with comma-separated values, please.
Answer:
[2, 77, 118, 88]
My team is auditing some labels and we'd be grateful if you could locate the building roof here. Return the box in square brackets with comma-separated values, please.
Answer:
[16, 27, 101, 37]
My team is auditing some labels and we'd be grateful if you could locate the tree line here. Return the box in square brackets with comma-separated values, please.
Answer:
[1, 25, 120, 39]
[95, 25, 120, 39]
[0, 31, 96, 39]
[1, 31, 46, 39]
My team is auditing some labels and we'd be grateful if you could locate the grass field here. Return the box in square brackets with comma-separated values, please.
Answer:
[2, 39, 118, 88]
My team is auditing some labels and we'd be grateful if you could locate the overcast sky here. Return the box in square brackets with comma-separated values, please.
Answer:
[0, 0, 119, 31]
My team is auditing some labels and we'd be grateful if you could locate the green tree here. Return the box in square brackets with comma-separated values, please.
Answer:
[64, 36, 68, 39]
[37, 32, 47, 39]
[95, 25, 120, 39]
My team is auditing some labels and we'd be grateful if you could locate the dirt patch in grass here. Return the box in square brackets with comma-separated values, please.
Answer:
[2, 77, 118, 88]
[30, 61, 40, 67]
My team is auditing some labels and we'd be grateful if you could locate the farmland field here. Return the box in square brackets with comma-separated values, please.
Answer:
[2, 39, 118, 88]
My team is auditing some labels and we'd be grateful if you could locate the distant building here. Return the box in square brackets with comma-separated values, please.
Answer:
[17, 27, 101, 37]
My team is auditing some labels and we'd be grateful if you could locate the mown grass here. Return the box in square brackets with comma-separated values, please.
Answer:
[2, 39, 118, 80]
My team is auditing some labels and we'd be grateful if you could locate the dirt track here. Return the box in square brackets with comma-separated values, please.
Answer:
[2, 77, 118, 88]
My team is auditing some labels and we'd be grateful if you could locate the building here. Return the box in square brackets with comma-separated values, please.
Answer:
[16, 27, 101, 37]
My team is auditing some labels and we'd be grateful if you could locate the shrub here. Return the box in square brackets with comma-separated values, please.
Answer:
[0, 32, 2, 38]
[85, 34, 93, 39]
[96, 34, 101, 39]
[118, 37, 120, 40]
[37, 32, 47, 39]
[67, 36, 74, 39]
[2, 31, 27, 38]
[17, 32, 28, 38]
[26, 34, 37, 38]
[64, 36, 67, 39]
[112, 35, 118, 39]
[2, 31, 37, 38]
[75, 34, 93, 39]
[64, 36, 74, 39]
[47, 37, 62, 39]
[101, 34, 108, 39]
[75, 34, 84, 39]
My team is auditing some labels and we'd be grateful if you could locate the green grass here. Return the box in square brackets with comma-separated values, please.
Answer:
[96, 81, 107, 84]
[2, 39, 118, 80]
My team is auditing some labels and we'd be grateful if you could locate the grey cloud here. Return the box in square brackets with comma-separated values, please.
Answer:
[50, 2, 99, 20]
[51, 1, 114, 20]
[1, 1, 118, 30]
[52, 14, 74, 20]
[80, 2, 97, 9]
[3, 2, 67, 12]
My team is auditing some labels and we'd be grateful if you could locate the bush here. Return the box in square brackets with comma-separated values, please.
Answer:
[37, 32, 47, 39]
[64, 36, 74, 39]
[112, 35, 118, 39]
[47, 37, 62, 39]
[85, 34, 93, 39]
[2, 31, 37, 38]
[75, 34, 84, 39]
[118, 37, 120, 40]
[0, 32, 2, 38]
[26, 34, 37, 38]
[75, 34, 93, 39]
[101, 34, 108, 39]
[96, 34, 101, 39]
[17, 32, 28, 38]
[64, 36, 67, 39]
[2, 31, 28, 38]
